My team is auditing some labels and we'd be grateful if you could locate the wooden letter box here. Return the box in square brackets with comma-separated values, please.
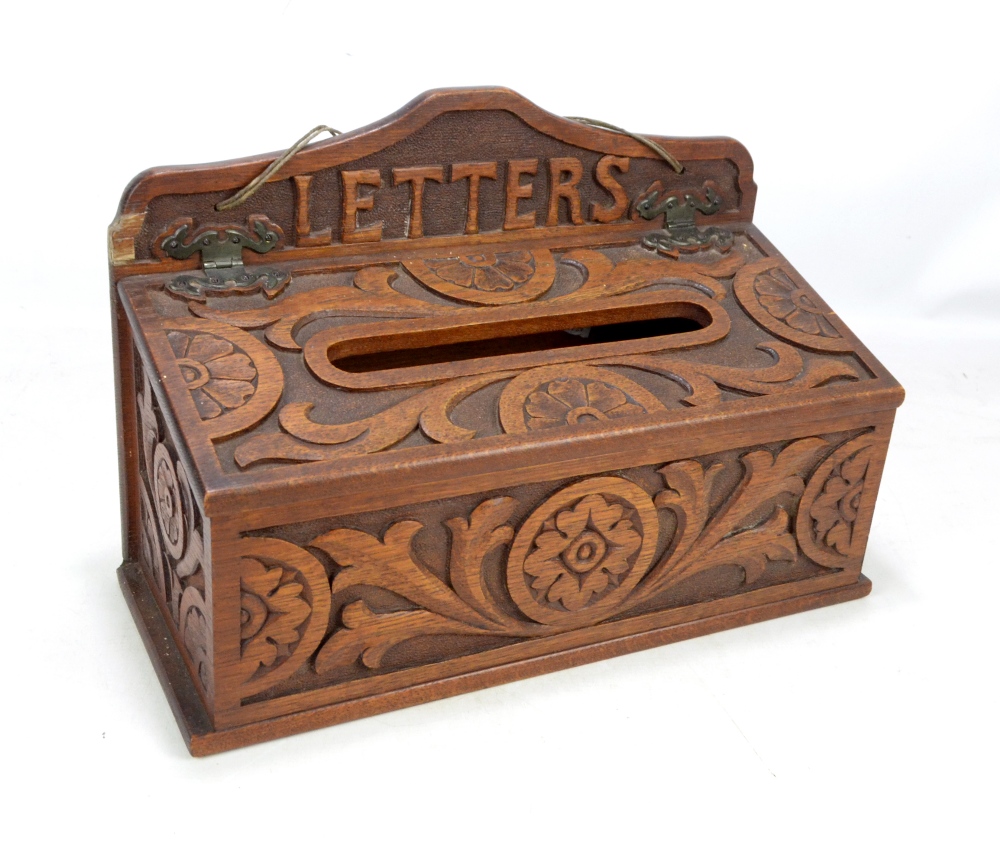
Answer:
[110, 88, 904, 755]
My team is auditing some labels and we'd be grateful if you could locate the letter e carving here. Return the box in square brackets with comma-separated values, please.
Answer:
[504, 159, 538, 231]
[342, 169, 383, 244]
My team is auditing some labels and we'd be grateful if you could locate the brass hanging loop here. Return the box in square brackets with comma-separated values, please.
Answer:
[215, 125, 341, 212]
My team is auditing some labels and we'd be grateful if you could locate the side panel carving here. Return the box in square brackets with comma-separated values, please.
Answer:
[136, 362, 214, 700]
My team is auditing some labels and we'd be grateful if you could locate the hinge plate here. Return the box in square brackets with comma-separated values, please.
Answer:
[160, 217, 290, 300]
[636, 182, 734, 257]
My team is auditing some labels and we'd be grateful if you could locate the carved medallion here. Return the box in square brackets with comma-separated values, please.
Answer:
[507, 478, 659, 627]
[163, 318, 284, 440]
[797, 434, 875, 568]
[734, 258, 852, 352]
[151, 443, 185, 561]
[403, 249, 556, 304]
[235, 537, 332, 697]
[500, 365, 666, 434]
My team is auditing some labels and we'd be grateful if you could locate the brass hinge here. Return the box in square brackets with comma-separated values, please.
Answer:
[160, 218, 290, 300]
[636, 182, 734, 257]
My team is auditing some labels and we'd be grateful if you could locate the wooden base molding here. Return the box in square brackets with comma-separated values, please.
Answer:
[120, 561, 871, 756]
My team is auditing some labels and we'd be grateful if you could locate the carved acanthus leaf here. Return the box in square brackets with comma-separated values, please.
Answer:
[654, 459, 726, 560]
[310, 501, 528, 673]
[712, 507, 798, 586]
[639, 438, 827, 597]
[315, 602, 493, 673]
[446, 497, 518, 627]
[313, 521, 491, 629]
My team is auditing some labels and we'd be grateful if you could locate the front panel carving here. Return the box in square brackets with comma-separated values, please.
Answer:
[232, 429, 880, 706]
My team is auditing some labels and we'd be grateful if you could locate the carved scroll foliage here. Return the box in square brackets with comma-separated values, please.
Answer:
[311, 506, 517, 675]
[179, 586, 211, 694]
[189, 266, 448, 350]
[193, 249, 739, 351]
[183, 247, 862, 468]
[139, 484, 166, 598]
[293, 436, 846, 681]
[236, 345, 858, 466]
[560, 248, 740, 301]
[635, 438, 828, 599]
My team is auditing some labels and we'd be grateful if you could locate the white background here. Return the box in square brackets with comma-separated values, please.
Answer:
[2, 1, 998, 838]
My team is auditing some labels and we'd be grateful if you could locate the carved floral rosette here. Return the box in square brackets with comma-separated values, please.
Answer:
[733, 257, 852, 352]
[506, 477, 659, 627]
[231, 430, 882, 702]
[797, 433, 877, 569]
[403, 249, 556, 305]
[499, 365, 666, 434]
[235, 538, 331, 698]
[162, 317, 283, 441]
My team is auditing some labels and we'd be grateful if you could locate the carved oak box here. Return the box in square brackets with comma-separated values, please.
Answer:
[110, 88, 903, 755]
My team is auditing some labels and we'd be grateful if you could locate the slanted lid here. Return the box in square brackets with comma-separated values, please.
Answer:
[111, 88, 901, 515]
